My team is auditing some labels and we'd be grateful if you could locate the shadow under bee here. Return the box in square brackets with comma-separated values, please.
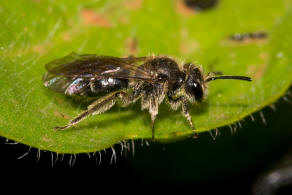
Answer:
[43, 83, 248, 138]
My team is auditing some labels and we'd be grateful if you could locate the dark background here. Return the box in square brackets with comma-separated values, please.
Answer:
[1, 92, 292, 194]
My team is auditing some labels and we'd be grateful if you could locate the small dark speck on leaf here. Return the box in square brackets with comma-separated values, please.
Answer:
[183, 0, 218, 11]
[225, 32, 268, 46]
[230, 31, 268, 42]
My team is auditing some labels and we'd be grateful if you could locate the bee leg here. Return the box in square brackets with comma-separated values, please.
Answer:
[55, 91, 128, 130]
[182, 101, 199, 138]
[151, 114, 156, 140]
[168, 95, 196, 132]
[149, 96, 158, 140]
[167, 95, 184, 110]
[182, 101, 194, 130]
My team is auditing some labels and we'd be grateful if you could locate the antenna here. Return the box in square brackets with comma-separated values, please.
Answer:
[206, 75, 252, 82]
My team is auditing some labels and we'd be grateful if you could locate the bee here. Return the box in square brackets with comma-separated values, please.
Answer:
[43, 52, 251, 139]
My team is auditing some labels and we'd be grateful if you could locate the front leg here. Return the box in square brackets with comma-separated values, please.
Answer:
[168, 95, 194, 130]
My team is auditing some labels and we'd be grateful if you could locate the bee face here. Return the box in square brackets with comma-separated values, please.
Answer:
[184, 63, 206, 102]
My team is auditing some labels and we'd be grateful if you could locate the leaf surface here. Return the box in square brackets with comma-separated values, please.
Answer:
[0, 0, 292, 153]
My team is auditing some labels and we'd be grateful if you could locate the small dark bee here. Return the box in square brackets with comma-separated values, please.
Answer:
[43, 52, 251, 139]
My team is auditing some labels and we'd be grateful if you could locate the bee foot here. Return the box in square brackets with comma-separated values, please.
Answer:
[192, 131, 199, 139]
[54, 126, 68, 131]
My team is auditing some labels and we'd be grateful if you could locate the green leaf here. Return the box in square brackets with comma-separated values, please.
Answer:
[1, 0, 292, 154]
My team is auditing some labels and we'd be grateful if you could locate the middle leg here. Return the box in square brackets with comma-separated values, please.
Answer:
[149, 96, 159, 140]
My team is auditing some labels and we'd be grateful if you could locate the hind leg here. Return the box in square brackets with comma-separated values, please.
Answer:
[55, 91, 129, 130]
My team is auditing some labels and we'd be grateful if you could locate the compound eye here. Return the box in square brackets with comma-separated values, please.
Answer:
[186, 79, 204, 101]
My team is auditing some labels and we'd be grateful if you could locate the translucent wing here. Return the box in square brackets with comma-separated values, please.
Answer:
[43, 72, 89, 95]
[43, 52, 153, 95]
[45, 52, 152, 80]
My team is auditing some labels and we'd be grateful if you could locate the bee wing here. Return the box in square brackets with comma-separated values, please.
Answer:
[43, 52, 153, 94]
[43, 72, 90, 95]
[45, 52, 152, 80]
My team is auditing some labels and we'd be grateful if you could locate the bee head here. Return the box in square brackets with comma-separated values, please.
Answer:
[183, 63, 252, 102]
[183, 63, 206, 102]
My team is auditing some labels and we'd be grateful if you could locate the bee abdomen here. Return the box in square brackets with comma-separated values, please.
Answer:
[86, 77, 129, 96]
